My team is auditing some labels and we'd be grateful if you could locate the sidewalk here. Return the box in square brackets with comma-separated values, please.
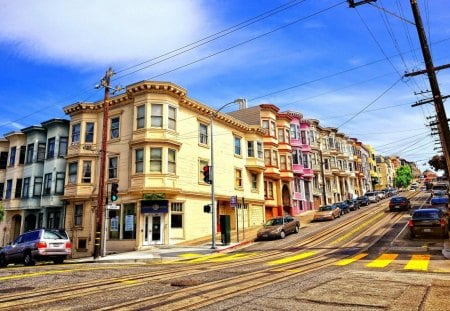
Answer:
[67, 211, 316, 264]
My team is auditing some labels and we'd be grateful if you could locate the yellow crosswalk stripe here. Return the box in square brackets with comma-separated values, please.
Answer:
[267, 251, 317, 265]
[366, 253, 398, 268]
[183, 253, 228, 263]
[335, 253, 368, 266]
[404, 254, 430, 271]
[208, 253, 256, 262]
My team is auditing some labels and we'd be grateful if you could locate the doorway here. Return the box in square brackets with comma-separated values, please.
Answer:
[143, 214, 164, 245]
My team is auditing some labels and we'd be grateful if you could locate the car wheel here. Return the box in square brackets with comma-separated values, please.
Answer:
[280, 231, 286, 239]
[23, 251, 35, 266]
[53, 257, 65, 264]
[294, 225, 300, 234]
[0, 255, 6, 268]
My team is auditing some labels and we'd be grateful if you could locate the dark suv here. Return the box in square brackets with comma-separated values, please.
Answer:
[0, 229, 72, 267]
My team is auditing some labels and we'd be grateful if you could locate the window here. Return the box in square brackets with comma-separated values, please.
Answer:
[22, 177, 30, 198]
[33, 177, 43, 197]
[293, 149, 300, 165]
[14, 178, 22, 198]
[151, 104, 163, 128]
[5, 179, 12, 199]
[0, 183, 4, 200]
[43, 173, 52, 195]
[262, 120, 269, 132]
[68, 162, 78, 184]
[26, 143, 34, 164]
[74, 204, 83, 226]
[55, 173, 65, 194]
[71, 123, 81, 144]
[108, 157, 118, 179]
[19, 146, 26, 164]
[272, 150, 278, 167]
[303, 154, 310, 169]
[257, 141, 263, 158]
[170, 202, 183, 228]
[135, 149, 144, 173]
[37, 143, 46, 162]
[278, 128, 285, 142]
[264, 149, 271, 166]
[85, 122, 94, 143]
[247, 141, 254, 157]
[110, 117, 120, 139]
[9, 146, 16, 167]
[235, 169, 242, 188]
[0, 152, 8, 169]
[270, 121, 276, 137]
[280, 155, 287, 170]
[301, 130, 308, 145]
[150, 148, 162, 172]
[290, 124, 299, 140]
[136, 105, 145, 129]
[199, 123, 208, 145]
[47, 138, 55, 159]
[234, 136, 241, 156]
[168, 106, 176, 130]
[82, 161, 92, 183]
[58, 137, 68, 157]
[251, 173, 258, 190]
[264, 181, 274, 199]
[168, 149, 176, 174]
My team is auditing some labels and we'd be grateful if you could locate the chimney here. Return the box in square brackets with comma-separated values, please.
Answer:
[235, 98, 247, 110]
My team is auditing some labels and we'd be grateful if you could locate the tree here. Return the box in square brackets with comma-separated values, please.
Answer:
[394, 165, 413, 189]
[428, 154, 448, 177]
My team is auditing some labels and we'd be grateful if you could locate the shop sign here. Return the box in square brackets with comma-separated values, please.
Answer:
[141, 200, 169, 213]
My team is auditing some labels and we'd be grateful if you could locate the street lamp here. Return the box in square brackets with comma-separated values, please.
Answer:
[209, 98, 246, 249]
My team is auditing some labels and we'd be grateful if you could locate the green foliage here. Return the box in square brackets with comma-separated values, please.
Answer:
[143, 193, 166, 200]
[0, 202, 4, 222]
[394, 165, 413, 188]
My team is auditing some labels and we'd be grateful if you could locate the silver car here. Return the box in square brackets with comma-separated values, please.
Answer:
[0, 229, 72, 267]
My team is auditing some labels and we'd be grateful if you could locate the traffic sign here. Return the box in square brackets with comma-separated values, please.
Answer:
[230, 195, 237, 207]
[107, 203, 120, 210]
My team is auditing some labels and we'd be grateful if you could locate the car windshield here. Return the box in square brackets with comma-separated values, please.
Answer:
[433, 191, 446, 197]
[357, 196, 366, 200]
[265, 218, 283, 226]
[43, 229, 68, 239]
[319, 206, 332, 211]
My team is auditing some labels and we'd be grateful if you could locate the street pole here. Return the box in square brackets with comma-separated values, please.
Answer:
[409, 0, 450, 174]
[93, 67, 113, 259]
[319, 141, 327, 205]
[209, 98, 245, 249]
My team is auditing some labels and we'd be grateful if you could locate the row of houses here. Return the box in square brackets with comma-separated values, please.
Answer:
[0, 81, 419, 257]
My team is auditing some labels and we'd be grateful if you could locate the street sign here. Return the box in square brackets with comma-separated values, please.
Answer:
[230, 195, 237, 207]
[107, 203, 120, 210]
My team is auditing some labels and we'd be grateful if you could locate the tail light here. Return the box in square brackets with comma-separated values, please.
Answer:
[65, 241, 72, 249]
[407, 220, 414, 227]
[37, 241, 47, 249]
[440, 219, 447, 227]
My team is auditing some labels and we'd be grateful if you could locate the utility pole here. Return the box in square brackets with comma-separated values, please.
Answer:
[407, 0, 450, 174]
[93, 67, 114, 259]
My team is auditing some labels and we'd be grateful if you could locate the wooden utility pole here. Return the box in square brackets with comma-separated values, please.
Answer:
[94, 67, 113, 259]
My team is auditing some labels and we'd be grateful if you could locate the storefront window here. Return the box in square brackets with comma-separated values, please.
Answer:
[108, 203, 136, 240]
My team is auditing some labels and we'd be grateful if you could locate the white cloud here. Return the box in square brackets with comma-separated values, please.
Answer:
[0, 0, 210, 66]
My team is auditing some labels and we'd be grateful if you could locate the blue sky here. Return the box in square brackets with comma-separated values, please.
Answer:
[1, 0, 449, 172]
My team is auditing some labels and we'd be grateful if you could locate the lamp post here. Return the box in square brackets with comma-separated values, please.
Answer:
[209, 98, 245, 249]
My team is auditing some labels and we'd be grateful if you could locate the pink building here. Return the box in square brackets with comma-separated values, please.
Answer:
[287, 112, 314, 214]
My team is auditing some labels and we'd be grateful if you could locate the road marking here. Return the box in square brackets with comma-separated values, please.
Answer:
[178, 253, 204, 259]
[331, 212, 385, 245]
[335, 253, 368, 266]
[182, 253, 228, 263]
[0, 266, 120, 281]
[267, 251, 316, 265]
[366, 253, 398, 268]
[404, 254, 430, 271]
[207, 253, 255, 262]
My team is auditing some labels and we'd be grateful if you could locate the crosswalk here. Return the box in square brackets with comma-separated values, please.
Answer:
[175, 251, 449, 272]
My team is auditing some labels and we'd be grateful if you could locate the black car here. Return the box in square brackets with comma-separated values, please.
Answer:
[408, 208, 449, 238]
[345, 199, 360, 211]
[356, 195, 370, 206]
[336, 201, 350, 215]
[389, 196, 411, 212]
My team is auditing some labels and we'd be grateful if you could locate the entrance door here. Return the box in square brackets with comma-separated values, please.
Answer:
[143, 214, 164, 245]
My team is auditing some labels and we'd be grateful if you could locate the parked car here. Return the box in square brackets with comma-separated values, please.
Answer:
[388, 196, 411, 212]
[345, 199, 360, 211]
[431, 183, 449, 196]
[336, 201, 350, 215]
[256, 216, 300, 240]
[376, 191, 385, 200]
[313, 205, 341, 221]
[0, 229, 72, 267]
[408, 208, 449, 239]
[365, 192, 379, 203]
[356, 195, 370, 206]
[430, 190, 449, 206]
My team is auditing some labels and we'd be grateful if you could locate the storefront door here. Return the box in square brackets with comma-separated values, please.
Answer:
[143, 214, 164, 245]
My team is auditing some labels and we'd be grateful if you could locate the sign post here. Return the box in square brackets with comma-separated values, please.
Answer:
[230, 195, 238, 242]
